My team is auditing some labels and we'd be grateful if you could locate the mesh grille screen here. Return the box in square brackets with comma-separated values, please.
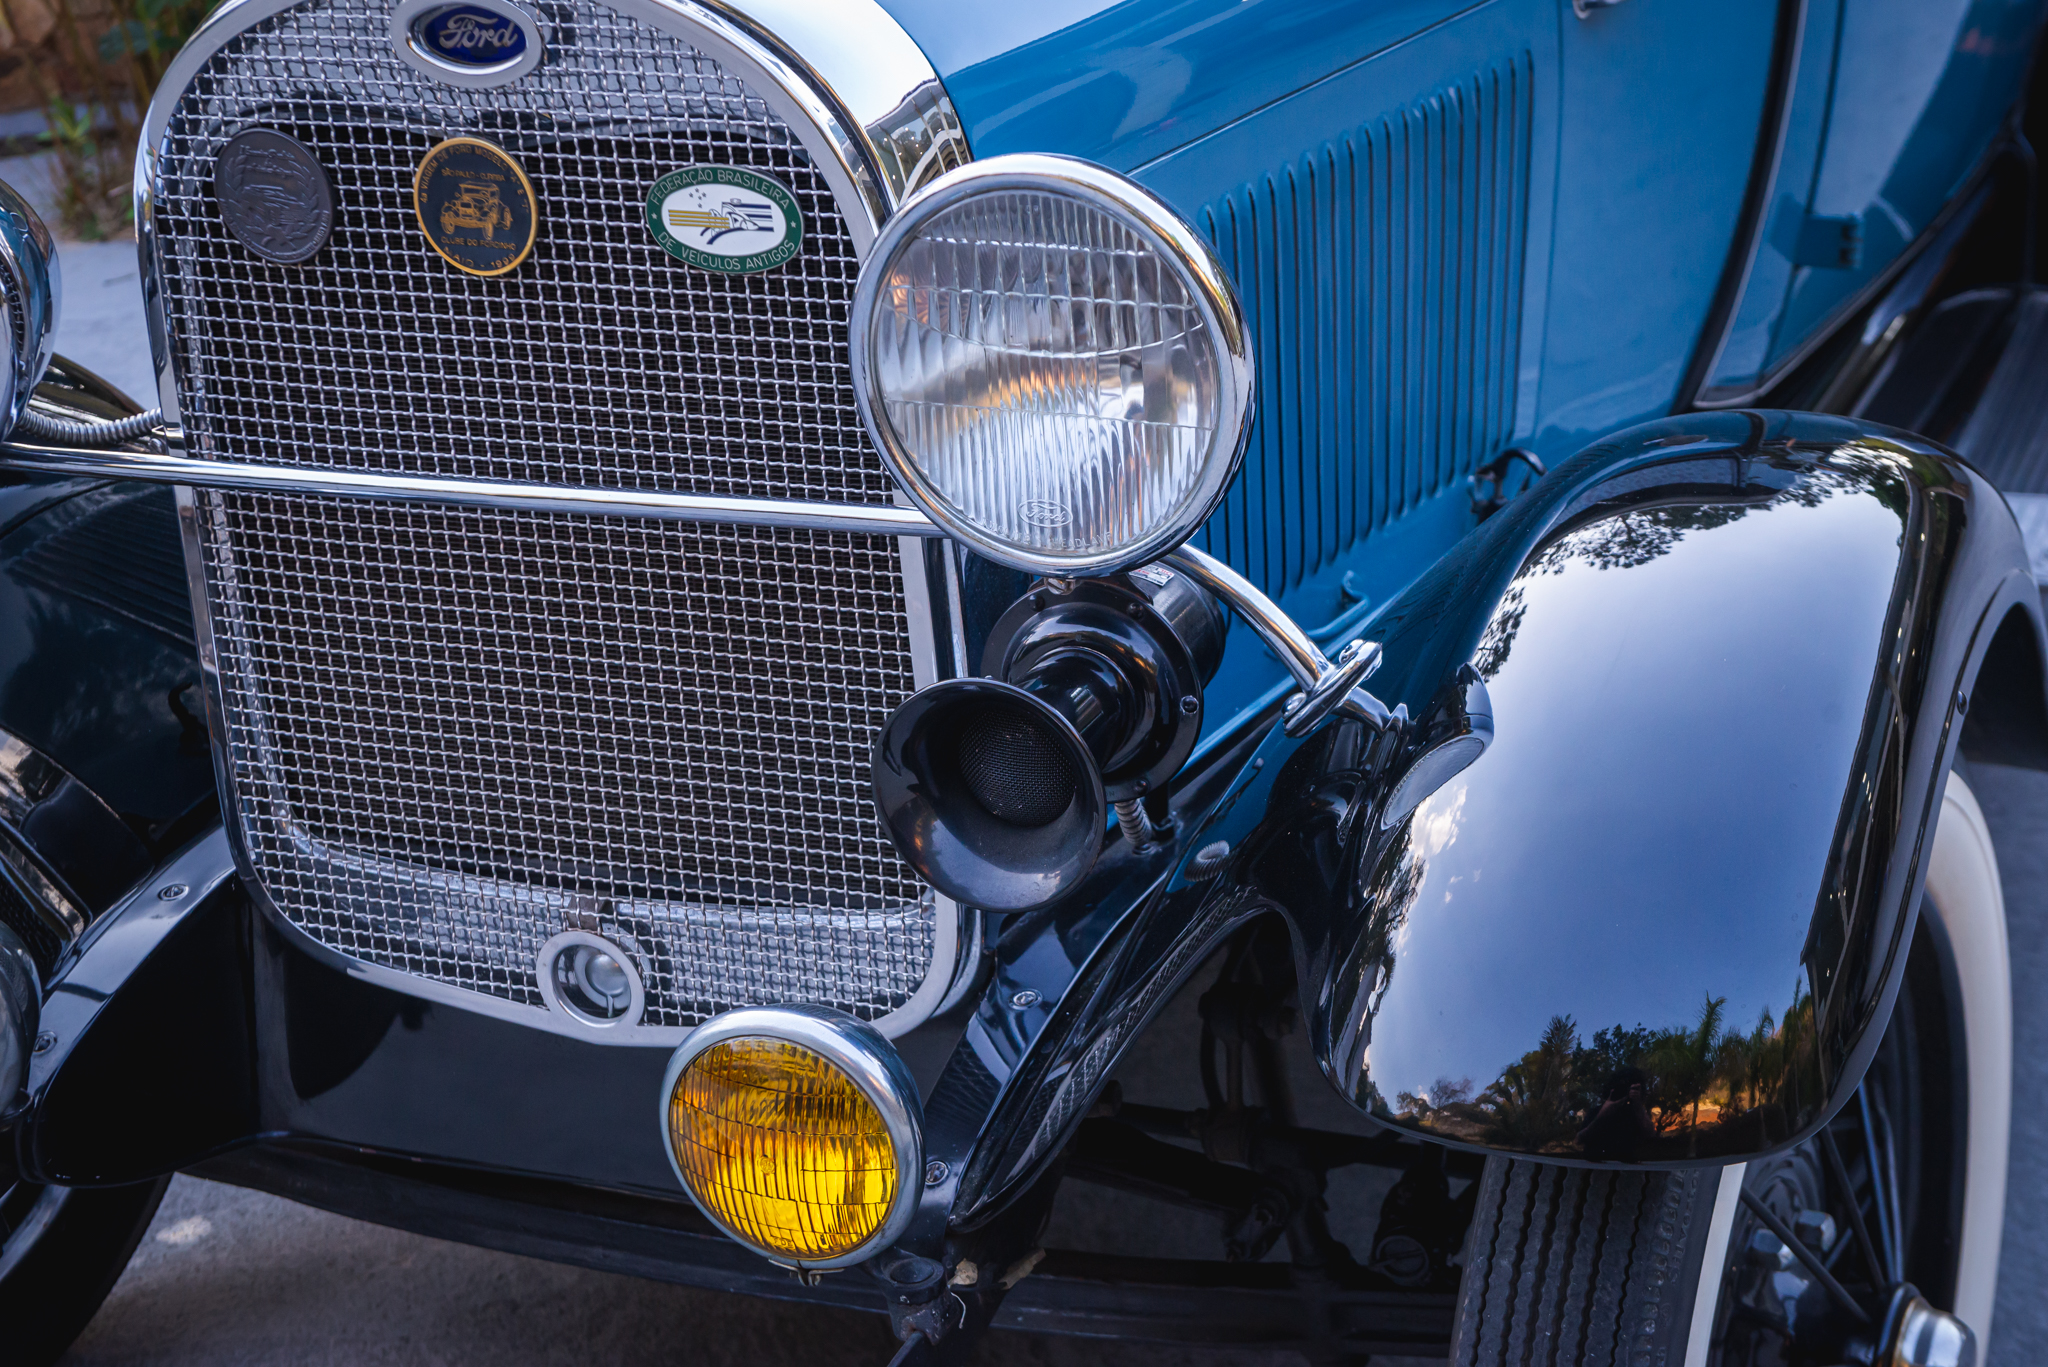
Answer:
[0, 870, 61, 974]
[152, 0, 892, 501]
[157, 0, 937, 1026]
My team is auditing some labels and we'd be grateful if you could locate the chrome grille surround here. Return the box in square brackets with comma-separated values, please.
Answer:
[143, 0, 970, 1040]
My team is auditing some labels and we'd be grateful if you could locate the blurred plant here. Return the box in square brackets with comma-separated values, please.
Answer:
[1479, 1015, 1582, 1150]
[98, 0, 207, 80]
[1644, 994, 1727, 1146]
[43, 94, 122, 237]
[6, 0, 213, 238]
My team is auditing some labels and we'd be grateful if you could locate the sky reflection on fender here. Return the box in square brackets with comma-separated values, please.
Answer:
[1357, 472, 1905, 1123]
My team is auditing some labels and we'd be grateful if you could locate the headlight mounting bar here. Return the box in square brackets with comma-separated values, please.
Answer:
[0, 436, 1389, 731]
[0, 438, 942, 538]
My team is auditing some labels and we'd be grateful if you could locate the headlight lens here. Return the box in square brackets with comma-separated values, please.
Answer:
[851, 154, 1253, 576]
[659, 1009, 922, 1268]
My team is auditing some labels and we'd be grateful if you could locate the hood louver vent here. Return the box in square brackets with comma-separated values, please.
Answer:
[1194, 54, 1534, 605]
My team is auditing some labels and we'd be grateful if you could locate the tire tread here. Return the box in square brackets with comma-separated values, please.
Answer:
[1452, 1159, 1715, 1367]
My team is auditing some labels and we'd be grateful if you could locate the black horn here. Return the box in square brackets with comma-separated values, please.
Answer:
[871, 568, 1223, 912]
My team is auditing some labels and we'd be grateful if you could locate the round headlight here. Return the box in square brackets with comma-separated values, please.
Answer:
[850, 154, 1253, 576]
[659, 1007, 922, 1269]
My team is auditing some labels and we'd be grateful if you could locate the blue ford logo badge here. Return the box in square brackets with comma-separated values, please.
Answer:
[416, 4, 525, 65]
[392, 0, 543, 86]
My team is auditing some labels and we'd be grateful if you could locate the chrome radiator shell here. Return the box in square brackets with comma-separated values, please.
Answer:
[140, 0, 970, 1041]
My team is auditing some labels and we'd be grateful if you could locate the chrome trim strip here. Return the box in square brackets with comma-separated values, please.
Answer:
[258, 901, 722, 1047]
[4, 439, 946, 535]
[1677, 0, 1807, 409]
[54, 446, 1388, 734]
[1165, 545, 1344, 692]
[1693, 152, 1995, 409]
[658, 1004, 924, 1269]
[678, 0, 968, 202]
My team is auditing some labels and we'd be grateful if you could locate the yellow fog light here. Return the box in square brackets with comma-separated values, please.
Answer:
[659, 1006, 923, 1268]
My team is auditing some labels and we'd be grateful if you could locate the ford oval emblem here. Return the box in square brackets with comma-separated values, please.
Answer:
[1017, 500, 1073, 529]
[416, 5, 524, 65]
[392, 0, 543, 87]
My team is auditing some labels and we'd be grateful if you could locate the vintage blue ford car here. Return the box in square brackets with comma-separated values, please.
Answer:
[0, 0, 2041, 1361]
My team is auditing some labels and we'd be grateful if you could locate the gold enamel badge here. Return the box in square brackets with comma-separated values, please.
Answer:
[415, 136, 536, 275]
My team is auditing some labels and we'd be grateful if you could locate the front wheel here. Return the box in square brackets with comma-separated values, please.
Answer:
[0, 1180, 166, 1367]
[0, 1152, 168, 1363]
[1451, 772, 2009, 1366]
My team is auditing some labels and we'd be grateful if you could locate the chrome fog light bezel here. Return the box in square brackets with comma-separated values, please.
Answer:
[0, 179, 57, 432]
[659, 1005, 925, 1269]
[848, 153, 1255, 577]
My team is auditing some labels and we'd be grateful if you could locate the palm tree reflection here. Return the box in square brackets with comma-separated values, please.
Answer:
[1392, 986, 1818, 1160]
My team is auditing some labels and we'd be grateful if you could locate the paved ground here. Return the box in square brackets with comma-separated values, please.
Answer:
[29, 248, 2048, 1364]
[46, 238, 156, 404]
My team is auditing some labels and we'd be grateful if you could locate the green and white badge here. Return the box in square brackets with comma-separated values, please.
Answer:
[645, 165, 802, 273]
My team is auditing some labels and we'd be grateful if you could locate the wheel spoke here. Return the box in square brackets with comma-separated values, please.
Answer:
[1870, 1086, 1908, 1283]
[1820, 1127, 1887, 1287]
[1858, 1090, 1902, 1282]
[1738, 1190, 1873, 1327]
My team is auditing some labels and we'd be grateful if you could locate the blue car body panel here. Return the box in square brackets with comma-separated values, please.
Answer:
[1702, 0, 2041, 399]
[882, 0, 1803, 738]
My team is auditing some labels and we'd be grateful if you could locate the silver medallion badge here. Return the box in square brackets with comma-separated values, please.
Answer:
[214, 128, 335, 265]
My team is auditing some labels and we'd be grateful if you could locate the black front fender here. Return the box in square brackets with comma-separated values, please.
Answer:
[1239, 410, 2038, 1164]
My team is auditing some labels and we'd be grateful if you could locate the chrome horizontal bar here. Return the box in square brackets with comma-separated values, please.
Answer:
[0, 439, 947, 537]
[7, 436, 1395, 725]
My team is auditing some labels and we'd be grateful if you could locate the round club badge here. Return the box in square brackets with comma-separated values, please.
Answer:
[215, 128, 335, 265]
[414, 136, 537, 276]
[644, 166, 802, 274]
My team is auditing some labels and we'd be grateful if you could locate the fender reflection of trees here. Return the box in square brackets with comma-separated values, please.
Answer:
[1374, 453, 1906, 1153]
[1350, 846, 1425, 1058]
[1396, 986, 1818, 1159]
[1472, 457, 1886, 683]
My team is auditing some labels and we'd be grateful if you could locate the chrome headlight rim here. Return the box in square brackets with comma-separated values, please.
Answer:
[657, 1004, 925, 1270]
[848, 152, 1255, 578]
[0, 180, 56, 430]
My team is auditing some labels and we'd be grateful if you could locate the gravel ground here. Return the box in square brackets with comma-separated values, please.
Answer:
[30, 248, 2048, 1365]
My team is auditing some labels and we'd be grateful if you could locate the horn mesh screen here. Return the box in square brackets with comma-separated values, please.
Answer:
[958, 710, 1076, 828]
